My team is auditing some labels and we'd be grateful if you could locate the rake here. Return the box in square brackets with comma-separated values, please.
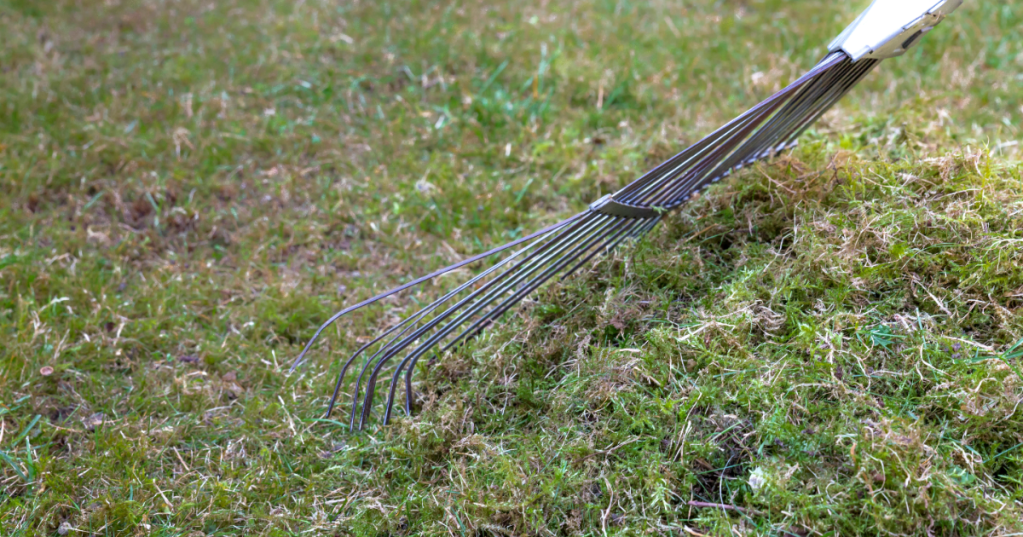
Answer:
[292, 0, 964, 430]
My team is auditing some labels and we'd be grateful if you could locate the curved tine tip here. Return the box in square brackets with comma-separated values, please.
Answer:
[404, 359, 418, 417]
[290, 323, 329, 373]
[288, 348, 310, 374]
[359, 390, 373, 431]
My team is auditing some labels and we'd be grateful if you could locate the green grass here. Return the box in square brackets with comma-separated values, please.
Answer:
[1, 0, 1022, 535]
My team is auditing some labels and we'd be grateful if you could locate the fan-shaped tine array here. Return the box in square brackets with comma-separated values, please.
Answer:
[292, 50, 882, 430]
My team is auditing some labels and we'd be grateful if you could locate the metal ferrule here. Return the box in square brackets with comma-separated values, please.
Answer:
[829, 0, 963, 61]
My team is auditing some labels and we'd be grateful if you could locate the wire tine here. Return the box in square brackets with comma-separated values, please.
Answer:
[559, 217, 650, 282]
[676, 57, 858, 199]
[441, 217, 635, 353]
[647, 61, 849, 206]
[618, 54, 847, 203]
[324, 341, 374, 421]
[346, 212, 612, 428]
[290, 214, 583, 374]
[391, 215, 627, 418]
[767, 60, 873, 147]
[713, 59, 855, 173]
[635, 215, 662, 237]
[691, 76, 851, 191]
[636, 84, 801, 205]
[374, 213, 623, 425]
[615, 53, 846, 202]
[744, 58, 865, 157]
[339, 213, 595, 428]
[780, 60, 879, 146]
[622, 86, 800, 204]
[332, 219, 568, 422]
[369, 214, 620, 426]
[640, 61, 846, 206]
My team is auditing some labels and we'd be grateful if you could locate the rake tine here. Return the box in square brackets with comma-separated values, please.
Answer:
[654, 56, 874, 205]
[635, 58, 853, 206]
[397, 217, 645, 417]
[621, 85, 798, 205]
[615, 52, 847, 203]
[290, 214, 581, 374]
[323, 220, 566, 422]
[779, 60, 880, 147]
[342, 211, 611, 427]
[741, 59, 870, 163]
[325, 214, 584, 424]
[441, 217, 648, 353]
[323, 341, 372, 421]
[369, 213, 622, 426]
[383, 216, 643, 426]
[714, 60, 857, 172]
[633, 215, 663, 238]
[443, 216, 636, 350]
[333, 217, 577, 424]
[559, 216, 652, 283]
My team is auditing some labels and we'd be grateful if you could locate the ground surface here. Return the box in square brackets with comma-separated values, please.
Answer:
[1, 0, 1022, 535]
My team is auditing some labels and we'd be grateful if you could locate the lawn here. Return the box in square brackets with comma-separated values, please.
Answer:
[1, 0, 1022, 535]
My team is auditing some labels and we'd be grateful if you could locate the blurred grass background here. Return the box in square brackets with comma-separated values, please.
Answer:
[1, 0, 1021, 535]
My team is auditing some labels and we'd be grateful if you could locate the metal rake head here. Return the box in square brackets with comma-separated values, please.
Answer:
[291, 0, 963, 430]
